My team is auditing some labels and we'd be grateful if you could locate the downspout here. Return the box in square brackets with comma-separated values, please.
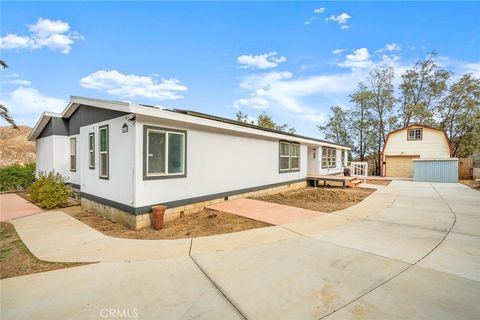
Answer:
[131, 115, 136, 207]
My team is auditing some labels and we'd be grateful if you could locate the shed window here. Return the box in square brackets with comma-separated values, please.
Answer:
[145, 127, 186, 178]
[99, 126, 109, 179]
[322, 147, 337, 168]
[88, 132, 95, 169]
[279, 141, 300, 172]
[408, 128, 423, 140]
[70, 138, 76, 172]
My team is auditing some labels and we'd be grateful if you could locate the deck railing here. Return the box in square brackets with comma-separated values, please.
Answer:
[350, 162, 368, 183]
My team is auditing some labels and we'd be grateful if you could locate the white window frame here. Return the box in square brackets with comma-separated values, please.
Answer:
[290, 143, 300, 171]
[99, 126, 109, 179]
[88, 132, 95, 169]
[145, 127, 186, 178]
[70, 138, 76, 172]
[279, 141, 291, 172]
[407, 128, 423, 141]
[322, 147, 337, 169]
[279, 141, 300, 173]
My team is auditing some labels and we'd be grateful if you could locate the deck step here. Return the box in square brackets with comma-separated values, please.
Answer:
[347, 179, 363, 188]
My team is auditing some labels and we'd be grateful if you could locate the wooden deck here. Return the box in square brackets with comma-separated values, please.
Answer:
[306, 174, 357, 188]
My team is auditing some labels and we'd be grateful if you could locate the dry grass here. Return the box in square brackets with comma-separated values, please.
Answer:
[365, 179, 391, 186]
[461, 180, 480, 191]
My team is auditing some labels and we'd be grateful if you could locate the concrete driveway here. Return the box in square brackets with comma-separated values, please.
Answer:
[1, 181, 479, 319]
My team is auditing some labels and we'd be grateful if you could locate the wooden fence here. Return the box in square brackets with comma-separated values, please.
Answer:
[458, 158, 473, 180]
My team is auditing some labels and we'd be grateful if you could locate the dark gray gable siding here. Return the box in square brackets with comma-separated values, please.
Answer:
[37, 105, 128, 138]
[38, 117, 69, 138]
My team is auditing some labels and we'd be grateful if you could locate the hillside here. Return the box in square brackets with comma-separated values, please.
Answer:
[0, 126, 35, 167]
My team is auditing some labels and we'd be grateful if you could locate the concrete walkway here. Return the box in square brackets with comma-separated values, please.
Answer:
[207, 198, 323, 225]
[0, 193, 43, 222]
[2, 181, 479, 319]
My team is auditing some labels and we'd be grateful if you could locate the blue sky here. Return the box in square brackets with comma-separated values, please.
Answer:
[1, 1, 479, 137]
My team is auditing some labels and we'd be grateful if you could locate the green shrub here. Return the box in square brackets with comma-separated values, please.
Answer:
[0, 163, 36, 191]
[28, 172, 72, 209]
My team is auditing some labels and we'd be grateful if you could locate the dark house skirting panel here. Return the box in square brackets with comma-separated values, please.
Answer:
[80, 178, 306, 216]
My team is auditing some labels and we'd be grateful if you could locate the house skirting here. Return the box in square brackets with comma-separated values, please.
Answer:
[80, 179, 307, 230]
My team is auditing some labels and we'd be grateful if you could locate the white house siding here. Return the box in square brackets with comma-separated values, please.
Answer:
[134, 118, 308, 207]
[80, 116, 135, 206]
[35, 135, 69, 178]
[383, 127, 450, 159]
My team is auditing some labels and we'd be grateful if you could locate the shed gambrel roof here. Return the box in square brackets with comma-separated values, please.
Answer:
[381, 123, 453, 156]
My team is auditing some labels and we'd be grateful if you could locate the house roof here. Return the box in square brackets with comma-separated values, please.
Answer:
[381, 123, 453, 156]
[28, 96, 351, 149]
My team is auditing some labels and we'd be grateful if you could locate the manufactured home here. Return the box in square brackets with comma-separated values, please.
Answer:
[28, 96, 350, 229]
[381, 124, 453, 178]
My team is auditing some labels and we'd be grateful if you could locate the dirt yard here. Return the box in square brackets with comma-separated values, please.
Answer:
[366, 179, 391, 186]
[461, 180, 480, 190]
[0, 222, 85, 279]
[251, 187, 375, 212]
[61, 205, 270, 240]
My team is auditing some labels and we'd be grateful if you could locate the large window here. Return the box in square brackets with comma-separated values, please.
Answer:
[407, 128, 422, 141]
[70, 138, 76, 172]
[144, 126, 186, 179]
[322, 147, 337, 169]
[88, 132, 95, 169]
[99, 126, 109, 179]
[279, 141, 300, 172]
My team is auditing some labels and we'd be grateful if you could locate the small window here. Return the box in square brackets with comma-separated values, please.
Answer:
[99, 126, 109, 179]
[88, 132, 95, 169]
[70, 138, 76, 172]
[341, 149, 345, 166]
[144, 126, 186, 178]
[322, 147, 337, 169]
[408, 128, 422, 141]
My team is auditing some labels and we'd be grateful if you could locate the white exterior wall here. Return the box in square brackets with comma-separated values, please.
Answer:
[134, 119, 308, 207]
[80, 116, 136, 206]
[384, 127, 450, 158]
[35, 135, 69, 177]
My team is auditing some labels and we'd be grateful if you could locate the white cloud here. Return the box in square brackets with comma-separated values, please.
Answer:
[237, 51, 287, 70]
[10, 79, 32, 86]
[0, 18, 83, 54]
[338, 48, 373, 69]
[0, 34, 35, 49]
[0, 84, 66, 126]
[80, 70, 188, 101]
[232, 70, 359, 123]
[377, 43, 402, 53]
[304, 7, 326, 25]
[29, 18, 70, 37]
[325, 13, 351, 29]
[333, 48, 345, 55]
[8, 87, 65, 113]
